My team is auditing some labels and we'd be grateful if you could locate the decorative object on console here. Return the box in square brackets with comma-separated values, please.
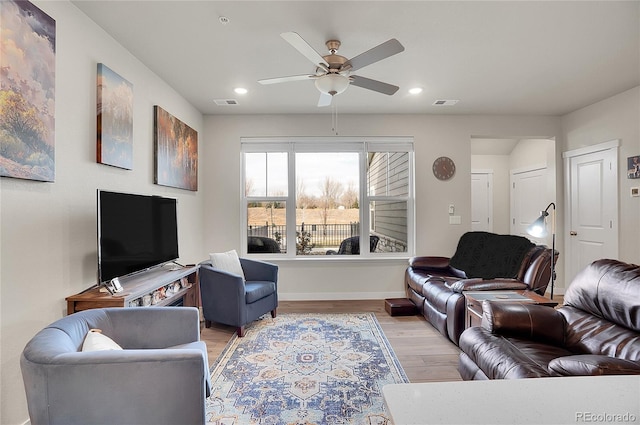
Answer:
[206, 313, 407, 424]
[154, 105, 198, 191]
[527, 202, 556, 299]
[97, 63, 133, 169]
[0, 0, 55, 182]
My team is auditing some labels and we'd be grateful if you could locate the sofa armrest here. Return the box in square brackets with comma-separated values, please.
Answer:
[548, 355, 640, 376]
[482, 301, 566, 345]
[449, 278, 528, 293]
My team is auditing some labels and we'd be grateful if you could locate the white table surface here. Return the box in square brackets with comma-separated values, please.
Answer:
[383, 375, 640, 424]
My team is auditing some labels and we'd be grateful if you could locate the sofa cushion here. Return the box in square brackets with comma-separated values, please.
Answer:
[459, 327, 572, 379]
[560, 306, 640, 360]
[548, 355, 640, 376]
[449, 232, 534, 279]
[81, 329, 123, 352]
[245, 281, 276, 304]
[564, 259, 640, 332]
[210, 250, 245, 280]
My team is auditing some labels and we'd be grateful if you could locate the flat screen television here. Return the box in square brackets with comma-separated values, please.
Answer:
[97, 190, 179, 284]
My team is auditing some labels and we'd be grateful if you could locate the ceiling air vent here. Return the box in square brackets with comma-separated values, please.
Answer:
[213, 99, 239, 106]
[433, 99, 459, 106]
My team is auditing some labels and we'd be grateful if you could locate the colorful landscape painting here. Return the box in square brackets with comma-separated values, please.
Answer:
[0, 0, 56, 182]
[154, 106, 198, 191]
[97, 63, 133, 169]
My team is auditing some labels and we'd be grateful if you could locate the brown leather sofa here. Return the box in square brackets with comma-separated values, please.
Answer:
[405, 231, 554, 345]
[458, 259, 640, 380]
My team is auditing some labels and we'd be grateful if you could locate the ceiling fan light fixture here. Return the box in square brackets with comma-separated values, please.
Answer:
[315, 74, 350, 96]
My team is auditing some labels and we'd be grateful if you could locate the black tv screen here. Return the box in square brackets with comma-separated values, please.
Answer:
[98, 190, 179, 283]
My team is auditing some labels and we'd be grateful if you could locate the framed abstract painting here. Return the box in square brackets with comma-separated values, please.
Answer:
[154, 106, 198, 191]
[0, 0, 56, 182]
[97, 63, 133, 169]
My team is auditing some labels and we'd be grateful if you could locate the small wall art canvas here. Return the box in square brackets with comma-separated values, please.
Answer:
[97, 63, 133, 169]
[628, 155, 640, 179]
[0, 0, 56, 182]
[154, 106, 198, 191]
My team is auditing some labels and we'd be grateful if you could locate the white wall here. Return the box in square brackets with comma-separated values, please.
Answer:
[561, 86, 640, 265]
[0, 2, 204, 423]
[471, 139, 555, 235]
[202, 114, 561, 300]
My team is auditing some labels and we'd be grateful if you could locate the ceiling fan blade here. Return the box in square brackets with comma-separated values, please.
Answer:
[281, 32, 329, 68]
[350, 75, 399, 95]
[343, 39, 405, 72]
[317, 92, 333, 107]
[258, 74, 315, 85]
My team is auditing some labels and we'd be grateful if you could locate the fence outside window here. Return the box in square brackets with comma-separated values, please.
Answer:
[248, 222, 359, 250]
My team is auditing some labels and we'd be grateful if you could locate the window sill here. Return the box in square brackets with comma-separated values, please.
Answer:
[245, 255, 411, 264]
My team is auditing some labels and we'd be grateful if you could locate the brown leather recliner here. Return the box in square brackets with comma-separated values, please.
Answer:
[458, 259, 640, 380]
[405, 231, 555, 345]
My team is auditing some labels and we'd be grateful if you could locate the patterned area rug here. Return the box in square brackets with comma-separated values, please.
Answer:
[206, 313, 408, 425]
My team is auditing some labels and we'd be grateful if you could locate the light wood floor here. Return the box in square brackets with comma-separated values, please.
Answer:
[199, 300, 463, 383]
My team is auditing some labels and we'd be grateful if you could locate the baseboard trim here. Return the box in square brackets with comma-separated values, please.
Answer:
[279, 292, 405, 301]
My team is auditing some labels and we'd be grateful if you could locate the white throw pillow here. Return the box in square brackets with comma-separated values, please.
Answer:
[81, 329, 123, 352]
[209, 249, 245, 280]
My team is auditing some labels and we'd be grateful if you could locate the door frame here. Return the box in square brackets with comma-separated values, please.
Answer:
[471, 169, 494, 232]
[563, 139, 619, 287]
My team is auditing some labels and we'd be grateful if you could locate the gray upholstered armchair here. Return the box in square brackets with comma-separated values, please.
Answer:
[20, 307, 210, 425]
[199, 257, 278, 337]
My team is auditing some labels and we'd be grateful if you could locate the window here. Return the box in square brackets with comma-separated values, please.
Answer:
[242, 138, 414, 258]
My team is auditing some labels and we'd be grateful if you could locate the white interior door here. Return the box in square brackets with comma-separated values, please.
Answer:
[471, 171, 493, 231]
[510, 167, 549, 242]
[564, 141, 618, 284]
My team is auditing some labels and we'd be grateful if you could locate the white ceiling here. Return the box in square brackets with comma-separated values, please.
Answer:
[72, 1, 639, 116]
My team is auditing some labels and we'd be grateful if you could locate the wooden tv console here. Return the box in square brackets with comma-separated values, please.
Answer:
[66, 265, 199, 315]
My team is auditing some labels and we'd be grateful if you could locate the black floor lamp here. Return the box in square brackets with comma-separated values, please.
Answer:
[526, 202, 556, 299]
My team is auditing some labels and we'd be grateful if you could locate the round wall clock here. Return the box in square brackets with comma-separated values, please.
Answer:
[432, 156, 456, 180]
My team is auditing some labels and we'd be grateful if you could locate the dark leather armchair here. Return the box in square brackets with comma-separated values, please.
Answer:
[199, 258, 278, 337]
[405, 231, 556, 345]
[326, 235, 380, 255]
[247, 236, 281, 253]
[458, 259, 640, 379]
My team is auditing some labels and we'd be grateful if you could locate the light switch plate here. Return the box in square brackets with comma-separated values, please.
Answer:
[449, 215, 461, 225]
[631, 187, 639, 197]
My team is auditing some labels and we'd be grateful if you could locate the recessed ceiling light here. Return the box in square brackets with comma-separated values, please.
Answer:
[234, 87, 248, 95]
[433, 99, 459, 106]
[408, 87, 423, 95]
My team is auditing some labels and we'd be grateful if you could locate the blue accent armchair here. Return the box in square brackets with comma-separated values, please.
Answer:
[20, 307, 211, 425]
[199, 258, 278, 337]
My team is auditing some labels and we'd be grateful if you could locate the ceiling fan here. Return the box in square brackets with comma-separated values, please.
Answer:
[258, 32, 405, 107]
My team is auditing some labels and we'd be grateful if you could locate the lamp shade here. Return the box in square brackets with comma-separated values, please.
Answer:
[527, 212, 549, 238]
[315, 74, 350, 96]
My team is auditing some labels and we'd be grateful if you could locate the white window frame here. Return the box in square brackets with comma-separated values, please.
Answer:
[241, 137, 415, 259]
